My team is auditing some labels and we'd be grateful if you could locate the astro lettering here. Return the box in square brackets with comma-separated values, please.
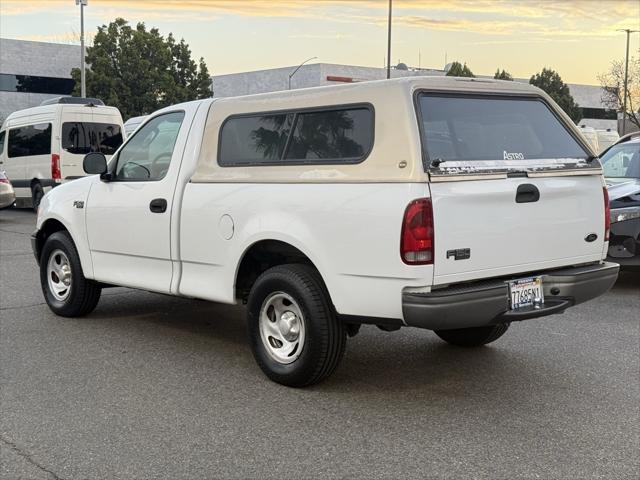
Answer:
[504, 151, 525, 160]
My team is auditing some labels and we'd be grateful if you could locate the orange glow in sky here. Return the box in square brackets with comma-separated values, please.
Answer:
[1, 0, 639, 84]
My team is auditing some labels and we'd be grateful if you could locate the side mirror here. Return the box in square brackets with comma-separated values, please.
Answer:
[83, 152, 108, 175]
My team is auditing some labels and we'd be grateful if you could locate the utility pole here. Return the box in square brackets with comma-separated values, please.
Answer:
[76, 0, 88, 98]
[386, 0, 392, 79]
[618, 28, 639, 134]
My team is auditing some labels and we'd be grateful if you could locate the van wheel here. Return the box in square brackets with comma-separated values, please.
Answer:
[247, 264, 346, 387]
[434, 323, 510, 347]
[31, 183, 44, 212]
[39, 231, 101, 317]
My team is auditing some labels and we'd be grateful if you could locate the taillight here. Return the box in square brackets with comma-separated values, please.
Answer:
[401, 198, 434, 265]
[51, 154, 61, 182]
[0, 178, 9, 185]
[603, 186, 610, 241]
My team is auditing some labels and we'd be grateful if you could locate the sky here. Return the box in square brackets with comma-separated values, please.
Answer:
[1, 0, 639, 85]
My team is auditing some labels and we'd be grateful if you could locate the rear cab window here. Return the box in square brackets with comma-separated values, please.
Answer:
[416, 93, 589, 170]
[218, 105, 374, 166]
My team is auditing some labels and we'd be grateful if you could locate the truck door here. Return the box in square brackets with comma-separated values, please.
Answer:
[85, 111, 186, 293]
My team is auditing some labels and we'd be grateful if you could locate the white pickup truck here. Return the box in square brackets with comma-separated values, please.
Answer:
[33, 77, 619, 386]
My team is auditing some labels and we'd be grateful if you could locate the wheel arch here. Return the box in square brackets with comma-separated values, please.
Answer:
[34, 218, 71, 262]
[34, 217, 93, 280]
[234, 239, 329, 302]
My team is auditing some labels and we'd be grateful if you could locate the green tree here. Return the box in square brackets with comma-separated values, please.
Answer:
[494, 69, 513, 81]
[446, 61, 475, 78]
[529, 68, 581, 123]
[71, 18, 212, 119]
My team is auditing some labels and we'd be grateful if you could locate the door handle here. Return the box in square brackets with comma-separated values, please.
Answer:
[515, 184, 540, 203]
[149, 198, 167, 213]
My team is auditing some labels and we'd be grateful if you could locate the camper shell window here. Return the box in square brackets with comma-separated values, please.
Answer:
[218, 104, 374, 166]
[416, 93, 588, 163]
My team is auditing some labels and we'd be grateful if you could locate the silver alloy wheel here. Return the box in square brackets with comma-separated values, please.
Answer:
[259, 292, 306, 364]
[47, 249, 72, 301]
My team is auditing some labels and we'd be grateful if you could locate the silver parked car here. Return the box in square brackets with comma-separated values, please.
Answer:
[0, 171, 16, 209]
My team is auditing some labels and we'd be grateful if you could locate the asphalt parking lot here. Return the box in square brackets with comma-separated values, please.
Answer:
[1, 208, 638, 480]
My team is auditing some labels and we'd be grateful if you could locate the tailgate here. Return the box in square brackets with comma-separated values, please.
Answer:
[415, 90, 605, 286]
[430, 175, 605, 285]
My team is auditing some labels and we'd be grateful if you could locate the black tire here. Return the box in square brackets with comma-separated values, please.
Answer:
[247, 264, 346, 387]
[31, 183, 44, 212]
[39, 231, 101, 317]
[434, 323, 510, 347]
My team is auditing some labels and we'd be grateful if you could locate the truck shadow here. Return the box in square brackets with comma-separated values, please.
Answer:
[84, 288, 576, 399]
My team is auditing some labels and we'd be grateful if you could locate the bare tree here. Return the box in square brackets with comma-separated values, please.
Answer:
[598, 55, 640, 130]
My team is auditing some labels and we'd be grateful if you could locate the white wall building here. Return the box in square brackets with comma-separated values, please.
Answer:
[0, 39, 621, 132]
[0, 38, 81, 122]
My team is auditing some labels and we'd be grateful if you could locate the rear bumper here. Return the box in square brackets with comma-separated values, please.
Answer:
[402, 262, 619, 331]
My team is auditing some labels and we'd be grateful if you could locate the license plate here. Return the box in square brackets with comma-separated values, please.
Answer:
[508, 277, 544, 309]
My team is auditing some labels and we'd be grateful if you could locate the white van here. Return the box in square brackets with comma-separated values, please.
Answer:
[123, 115, 148, 138]
[578, 125, 600, 153]
[0, 97, 124, 209]
[596, 129, 619, 153]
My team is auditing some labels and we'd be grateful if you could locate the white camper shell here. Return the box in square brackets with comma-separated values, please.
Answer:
[0, 97, 124, 208]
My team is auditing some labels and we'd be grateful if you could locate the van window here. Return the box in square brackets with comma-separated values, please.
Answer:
[417, 94, 588, 163]
[0, 131, 5, 155]
[218, 105, 374, 166]
[7, 123, 52, 158]
[61, 122, 123, 156]
[114, 111, 184, 181]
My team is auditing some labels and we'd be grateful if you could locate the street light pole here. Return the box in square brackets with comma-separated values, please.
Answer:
[386, 0, 392, 79]
[288, 56, 317, 90]
[76, 0, 88, 98]
[618, 28, 639, 134]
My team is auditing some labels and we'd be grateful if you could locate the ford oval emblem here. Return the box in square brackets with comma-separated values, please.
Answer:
[585, 233, 598, 242]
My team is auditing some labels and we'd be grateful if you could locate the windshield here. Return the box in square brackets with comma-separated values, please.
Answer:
[600, 140, 640, 179]
[417, 93, 588, 163]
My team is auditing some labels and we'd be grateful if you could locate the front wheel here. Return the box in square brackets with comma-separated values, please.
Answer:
[247, 264, 346, 387]
[39, 231, 102, 317]
[434, 323, 510, 347]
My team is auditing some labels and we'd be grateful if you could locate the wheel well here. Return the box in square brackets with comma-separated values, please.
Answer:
[235, 240, 317, 301]
[35, 219, 67, 261]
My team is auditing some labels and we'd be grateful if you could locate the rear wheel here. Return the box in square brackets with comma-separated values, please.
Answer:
[31, 183, 44, 212]
[247, 264, 346, 387]
[434, 323, 510, 347]
[39, 231, 101, 317]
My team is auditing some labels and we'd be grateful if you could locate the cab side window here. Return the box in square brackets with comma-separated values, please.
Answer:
[0, 131, 5, 155]
[114, 112, 184, 181]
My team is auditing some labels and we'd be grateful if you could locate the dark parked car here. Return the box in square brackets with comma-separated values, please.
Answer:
[600, 132, 640, 270]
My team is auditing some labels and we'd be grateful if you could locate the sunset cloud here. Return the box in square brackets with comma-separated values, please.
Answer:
[1, 0, 637, 24]
[1, 0, 638, 84]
